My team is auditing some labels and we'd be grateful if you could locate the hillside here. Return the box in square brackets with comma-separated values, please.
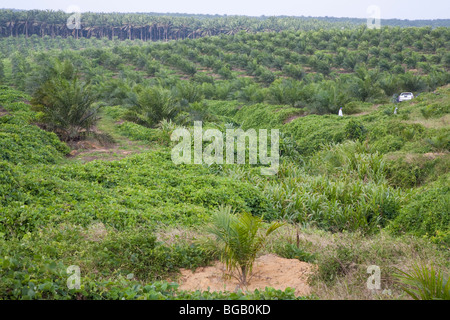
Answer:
[0, 24, 449, 300]
[1, 80, 448, 299]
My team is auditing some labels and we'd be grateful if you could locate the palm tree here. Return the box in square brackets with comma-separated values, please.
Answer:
[124, 86, 179, 127]
[31, 70, 99, 141]
[5, 10, 17, 37]
[401, 72, 428, 92]
[173, 81, 204, 103]
[205, 206, 283, 287]
[349, 65, 384, 101]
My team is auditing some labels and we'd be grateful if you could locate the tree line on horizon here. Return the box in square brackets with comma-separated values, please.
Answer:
[1, 9, 450, 41]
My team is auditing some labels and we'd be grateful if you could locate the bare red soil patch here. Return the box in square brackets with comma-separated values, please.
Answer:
[0, 106, 10, 117]
[177, 254, 313, 296]
[284, 113, 306, 124]
[67, 140, 145, 162]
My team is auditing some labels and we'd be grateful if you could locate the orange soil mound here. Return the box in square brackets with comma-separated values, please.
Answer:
[178, 254, 313, 297]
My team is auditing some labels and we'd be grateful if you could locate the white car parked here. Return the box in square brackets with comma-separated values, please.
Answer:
[398, 92, 414, 102]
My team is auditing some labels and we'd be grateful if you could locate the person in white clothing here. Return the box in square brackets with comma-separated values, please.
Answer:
[338, 107, 343, 117]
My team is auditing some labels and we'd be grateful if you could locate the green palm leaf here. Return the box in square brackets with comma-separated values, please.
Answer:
[206, 205, 284, 287]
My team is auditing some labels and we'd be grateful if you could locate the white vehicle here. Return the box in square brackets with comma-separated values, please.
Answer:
[398, 92, 414, 102]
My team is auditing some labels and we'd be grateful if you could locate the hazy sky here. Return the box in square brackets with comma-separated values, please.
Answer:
[2, 0, 450, 20]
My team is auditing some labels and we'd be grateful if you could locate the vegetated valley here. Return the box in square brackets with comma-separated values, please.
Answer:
[0, 10, 449, 300]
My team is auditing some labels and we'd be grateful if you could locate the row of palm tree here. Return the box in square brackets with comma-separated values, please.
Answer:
[6, 28, 448, 110]
[2, 9, 449, 41]
[0, 10, 341, 40]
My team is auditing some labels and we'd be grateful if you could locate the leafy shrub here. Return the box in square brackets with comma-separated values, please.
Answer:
[371, 135, 404, 154]
[0, 254, 79, 300]
[344, 119, 367, 141]
[385, 153, 450, 188]
[388, 174, 450, 245]
[279, 132, 305, 163]
[231, 103, 299, 130]
[0, 102, 37, 123]
[367, 120, 425, 148]
[420, 103, 449, 119]
[343, 101, 372, 115]
[385, 157, 423, 188]
[309, 141, 386, 183]
[273, 243, 316, 263]
[312, 244, 360, 285]
[0, 122, 70, 165]
[284, 115, 346, 156]
[425, 132, 450, 152]
[118, 121, 161, 142]
[0, 86, 28, 104]
[0, 161, 18, 204]
[102, 105, 127, 121]
[94, 228, 215, 281]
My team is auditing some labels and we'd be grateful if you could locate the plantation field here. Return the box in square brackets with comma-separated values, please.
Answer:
[0, 15, 449, 300]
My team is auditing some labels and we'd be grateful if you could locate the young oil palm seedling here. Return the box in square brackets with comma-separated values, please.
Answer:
[205, 205, 284, 287]
[394, 262, 450, 300]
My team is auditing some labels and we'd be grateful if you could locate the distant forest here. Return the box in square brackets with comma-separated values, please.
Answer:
[1, 9, 450, 41]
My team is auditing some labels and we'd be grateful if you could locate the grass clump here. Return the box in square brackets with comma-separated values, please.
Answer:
[273, 242, 317, 263]
[395, 263, 450, 300]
